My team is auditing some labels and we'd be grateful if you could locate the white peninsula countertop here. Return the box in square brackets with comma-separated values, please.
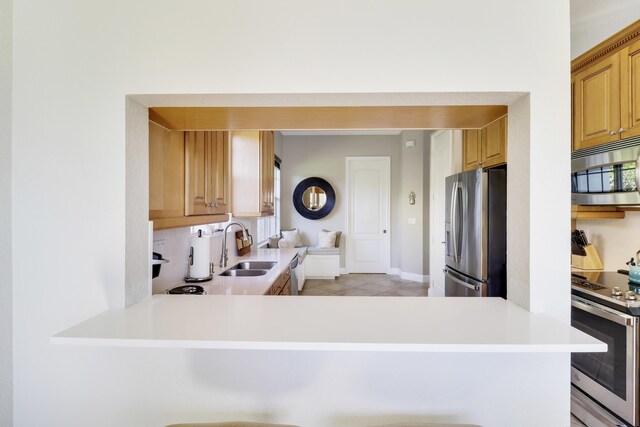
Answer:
[52, 295, 605, 353]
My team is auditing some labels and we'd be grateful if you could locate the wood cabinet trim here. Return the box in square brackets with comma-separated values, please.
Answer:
[571, 205, 626, 220]
[152, 213, 230, 230]
[572, 19, 640, 74]
[149, 105, 509, 131]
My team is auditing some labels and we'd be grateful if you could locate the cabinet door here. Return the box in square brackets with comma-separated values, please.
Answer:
[481, 115, 507, 168]
[621, 39, 640, 139]
[149, 122, 184, 219]
[207, 131, 229, 214]
[260, 131, 275, 216]
[185, 131, 229, 216]
[462, 129, 482, 171]
[230, 131, 261, 217]
[573, 55, 621, 150]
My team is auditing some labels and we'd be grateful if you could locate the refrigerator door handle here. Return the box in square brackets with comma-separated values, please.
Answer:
[450, 181, 458, 263]
[444, 268, 480, 292]
[456, 183, 464, 263]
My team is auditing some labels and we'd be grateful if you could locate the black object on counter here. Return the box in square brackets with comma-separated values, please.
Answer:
[167, 285, 205, 295]
[152, 252, 164, 279]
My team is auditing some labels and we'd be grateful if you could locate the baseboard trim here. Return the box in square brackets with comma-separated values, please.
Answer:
[341, 268, 428, 283]
[400, 272, 430, 283]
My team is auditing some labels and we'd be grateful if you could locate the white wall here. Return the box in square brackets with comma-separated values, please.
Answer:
[0, 0, 12, 424]
[281, 134, 402, 270]
[400, 131, 425, 277]
[570, 0, 640, 58]
[422, 131, 433, 276]
[11, 1, 572, 426]
[274, 131, 283, 159]
[577, 212, 640, 271]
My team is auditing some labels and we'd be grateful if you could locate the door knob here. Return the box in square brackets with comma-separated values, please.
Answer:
[383, 230, 387, 234]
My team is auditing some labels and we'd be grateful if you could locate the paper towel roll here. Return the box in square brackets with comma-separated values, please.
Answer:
[189, 235, 211, 279]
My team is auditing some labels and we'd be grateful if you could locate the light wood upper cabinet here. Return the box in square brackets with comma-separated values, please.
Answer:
[481, 115, 507, 168]
[230, 130, 275, 217]
[149, 122, 185, 220]
[261, 130, 275, 213]
[621, 38, 640, 140]
[463, 115, 507, 171]
[184, 131, 229, 216]
[571, 20, 640, 151]
[573, 55, 620, 150]
[462, 129, 482, 171]
[149, 123, 230, 230]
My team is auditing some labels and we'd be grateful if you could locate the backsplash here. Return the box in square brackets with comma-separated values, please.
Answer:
[576, 211, 640, 271]
[151, 218, 255, 293]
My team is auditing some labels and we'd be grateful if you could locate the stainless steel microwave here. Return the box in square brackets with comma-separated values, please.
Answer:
[572, 137, 640, 205]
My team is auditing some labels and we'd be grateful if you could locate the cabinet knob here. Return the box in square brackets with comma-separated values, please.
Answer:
[619, 128, 626, 133]
[610, 130, 617, 135]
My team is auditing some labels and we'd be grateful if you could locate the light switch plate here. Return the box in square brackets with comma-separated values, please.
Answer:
[408, 218, 416, 225]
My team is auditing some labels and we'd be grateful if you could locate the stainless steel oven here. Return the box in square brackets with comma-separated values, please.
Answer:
[572, 138, 640, 205]
[571, 294, 639, 425]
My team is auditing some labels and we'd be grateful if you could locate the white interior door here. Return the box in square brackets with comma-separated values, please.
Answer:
[346, 157, 390, 273]
[429, 130, 462, 296]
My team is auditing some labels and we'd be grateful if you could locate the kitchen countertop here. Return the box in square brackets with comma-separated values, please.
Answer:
[169, 248, 299, 295]
[51, 295, 605, 353]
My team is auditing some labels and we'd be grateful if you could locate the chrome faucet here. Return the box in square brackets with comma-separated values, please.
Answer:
[220, 222, 249, 268]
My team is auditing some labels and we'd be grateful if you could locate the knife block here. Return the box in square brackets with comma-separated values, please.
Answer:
[572, 244, 603, 270]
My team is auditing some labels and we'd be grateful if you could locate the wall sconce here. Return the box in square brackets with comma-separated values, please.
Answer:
[409, 191, 416, 205]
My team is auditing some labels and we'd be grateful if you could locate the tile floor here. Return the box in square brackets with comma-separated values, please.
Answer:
[299, 273, 429, 296]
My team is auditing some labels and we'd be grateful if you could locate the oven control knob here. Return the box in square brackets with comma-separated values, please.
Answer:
[612, 287, 623, 296]
[625, 291, 637, 301]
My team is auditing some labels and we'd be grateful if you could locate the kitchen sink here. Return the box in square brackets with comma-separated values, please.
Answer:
[219, 269, 269, 277]
[230, 261, 277, 270]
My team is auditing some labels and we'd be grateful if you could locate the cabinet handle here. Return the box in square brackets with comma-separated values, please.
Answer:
[610, 130, 617, 136]
[619, 128, 626, 133]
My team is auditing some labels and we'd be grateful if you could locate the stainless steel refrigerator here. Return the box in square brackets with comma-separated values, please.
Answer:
[444, 168, 507, 298]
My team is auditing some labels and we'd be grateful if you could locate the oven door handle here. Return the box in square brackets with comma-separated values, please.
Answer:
[572, 298, 635, 326]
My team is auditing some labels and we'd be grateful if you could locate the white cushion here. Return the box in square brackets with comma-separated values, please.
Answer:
[277, 238, 294, 249]
[318, 230, 337, 248]
[281, 229, 303, 247]
[307, 246, 339, 255]
[322, 229, 342, 247]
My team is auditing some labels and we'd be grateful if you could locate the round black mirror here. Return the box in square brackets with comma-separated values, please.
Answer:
[293, 177, 335, 220]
